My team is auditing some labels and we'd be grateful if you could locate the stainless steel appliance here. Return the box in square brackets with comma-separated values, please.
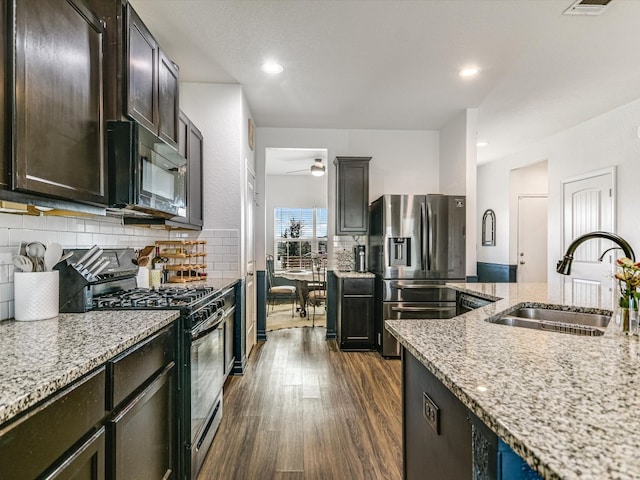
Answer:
[369, 194, 466, 357]
[60, 248, 234, 480]
[107, 120, 188, 218]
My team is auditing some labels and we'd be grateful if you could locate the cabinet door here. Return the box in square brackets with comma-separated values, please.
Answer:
[341, 295, 374, 349]
[13, 0, 107, 205]
[109, 363, 175, 480]
[44, 427, 106, 480]
[158, 49, 179, 149]
[335, 157, 371, 235]
[187, 121, 204, 227]
[125, 4, 157, 133]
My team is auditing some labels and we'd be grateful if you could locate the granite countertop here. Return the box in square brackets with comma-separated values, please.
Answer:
[333, 270, 375, 279]
[0, 309, 179, 426]
[386, 282, 640, 480]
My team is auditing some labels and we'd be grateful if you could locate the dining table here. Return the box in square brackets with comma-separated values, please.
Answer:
[276, 269, 314, 317]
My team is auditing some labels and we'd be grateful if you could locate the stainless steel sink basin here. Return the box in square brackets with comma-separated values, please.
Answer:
[489, 307, 611, 336]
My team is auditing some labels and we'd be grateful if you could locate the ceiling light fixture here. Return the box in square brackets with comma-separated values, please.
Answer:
[459, 66, 481, 78]
[261, 61, 284, 74]
[310, 158, 326, 177]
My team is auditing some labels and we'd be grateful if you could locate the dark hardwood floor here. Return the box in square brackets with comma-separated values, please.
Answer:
[198, 327, 402, 480]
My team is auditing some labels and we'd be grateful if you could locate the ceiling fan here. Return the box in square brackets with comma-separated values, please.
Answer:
[286, 158, 326, 176]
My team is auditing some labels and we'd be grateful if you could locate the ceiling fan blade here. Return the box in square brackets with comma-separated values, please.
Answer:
[286, 168, 308, 174]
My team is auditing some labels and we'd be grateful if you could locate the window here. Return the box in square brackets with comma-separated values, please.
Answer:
[274, 207, 327, 270]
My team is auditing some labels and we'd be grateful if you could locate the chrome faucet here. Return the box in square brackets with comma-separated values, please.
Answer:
[556, 231, 636, 275]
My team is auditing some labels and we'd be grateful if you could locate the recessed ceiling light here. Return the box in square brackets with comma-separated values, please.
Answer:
[261, 62, 283, 74]
[459, 66, 481, 78]
[476, 141, 489, 147]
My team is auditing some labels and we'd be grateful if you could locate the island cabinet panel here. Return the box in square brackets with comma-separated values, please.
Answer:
[337, 277, 375, 350]
[403, 349, 472, 480]
[11, 0, 107, 206]
[0, 367, 106, 480]
[334, 156, 371, 235]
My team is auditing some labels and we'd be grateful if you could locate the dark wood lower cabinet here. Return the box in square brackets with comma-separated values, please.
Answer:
[337, 277, 375, 350]
[109, 363, 175, 479]
[45, 427, 106, 480]
[0, 322, 179, 480]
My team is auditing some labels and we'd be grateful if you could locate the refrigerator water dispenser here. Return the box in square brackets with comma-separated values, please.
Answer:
[389, 238, 411, 266]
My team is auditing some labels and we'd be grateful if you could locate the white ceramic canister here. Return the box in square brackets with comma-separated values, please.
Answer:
[14, 271, 59, 321]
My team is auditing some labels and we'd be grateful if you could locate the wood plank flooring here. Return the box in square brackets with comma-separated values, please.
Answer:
[197, 327, 402, 480]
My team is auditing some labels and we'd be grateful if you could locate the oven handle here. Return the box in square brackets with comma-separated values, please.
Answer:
[191, 311, 224, 340]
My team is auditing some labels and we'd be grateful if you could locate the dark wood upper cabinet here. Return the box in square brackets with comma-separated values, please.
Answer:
[86, 1, 180, 149]
[11, 0, 107, 206]
[125, 4, 157, 134]
[334, 156, 371, 235]
[158, 49, 180, 148]
[170, 111, 203, 228]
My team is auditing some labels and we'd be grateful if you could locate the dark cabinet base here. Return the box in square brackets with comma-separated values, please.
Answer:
[337, 277, 375, 350]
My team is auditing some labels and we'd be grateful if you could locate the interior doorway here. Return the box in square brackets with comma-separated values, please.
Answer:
[264, 147, 328, 333]
[517, 195, 548, 283]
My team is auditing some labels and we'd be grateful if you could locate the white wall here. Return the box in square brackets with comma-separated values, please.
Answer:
[440, 109, 478, 278]
[181, 83, 244, 232]
[477, 96, 640, 291]
[265, 175, 328, 256]
[255, 127, 440, 270]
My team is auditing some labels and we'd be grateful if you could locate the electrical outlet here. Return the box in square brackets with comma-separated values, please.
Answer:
[423, 392, 440, 435]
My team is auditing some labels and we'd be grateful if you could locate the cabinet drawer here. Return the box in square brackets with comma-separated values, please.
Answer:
[0, 367, 106, 480]
[343, 278, 374, 295]
[109, 324, 175, 409]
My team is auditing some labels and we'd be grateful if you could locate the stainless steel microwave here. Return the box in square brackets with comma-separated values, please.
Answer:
[107, 121, 187, 218]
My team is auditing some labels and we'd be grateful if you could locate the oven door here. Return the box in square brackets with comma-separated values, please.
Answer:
[190, 311, 224, 475]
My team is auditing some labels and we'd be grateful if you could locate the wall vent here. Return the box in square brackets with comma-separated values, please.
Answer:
[563, 0, 613, 15]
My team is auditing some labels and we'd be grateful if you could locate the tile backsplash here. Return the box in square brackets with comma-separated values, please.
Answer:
[0, 211, 240, 320]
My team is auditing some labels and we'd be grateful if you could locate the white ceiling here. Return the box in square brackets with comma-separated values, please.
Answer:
[130, 0, 640, 164]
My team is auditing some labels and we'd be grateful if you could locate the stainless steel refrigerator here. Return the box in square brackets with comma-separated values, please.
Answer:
[368, 194, 466, 357]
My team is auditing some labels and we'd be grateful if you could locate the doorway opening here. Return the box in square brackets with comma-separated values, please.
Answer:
[264, 147, 329, 333]
[509, 160, 548, 283]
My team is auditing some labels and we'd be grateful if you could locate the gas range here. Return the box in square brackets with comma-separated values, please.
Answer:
[93, 285, 215, 310]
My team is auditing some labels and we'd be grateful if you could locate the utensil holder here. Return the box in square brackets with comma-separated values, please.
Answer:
[14, 271, 59, 321]
[136, 266, 150, 288]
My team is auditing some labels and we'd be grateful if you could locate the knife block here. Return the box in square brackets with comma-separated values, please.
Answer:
[54, 260, 93, 312]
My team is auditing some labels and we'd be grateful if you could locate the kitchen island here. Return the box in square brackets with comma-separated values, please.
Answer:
[386, 282, 640, 480]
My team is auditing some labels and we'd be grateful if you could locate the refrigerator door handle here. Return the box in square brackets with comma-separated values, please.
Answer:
[391, 306, 455, 313]
[420, 202, 427, 271]
[426, 201, 433, 270]
[391, 282, 448, 290]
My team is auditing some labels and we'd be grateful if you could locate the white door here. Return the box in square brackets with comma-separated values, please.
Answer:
[245, 167, 256, 355]
[562, 169, 615, 308]
[517, 196, 548, 283]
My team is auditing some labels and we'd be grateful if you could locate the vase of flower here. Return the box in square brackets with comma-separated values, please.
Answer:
[614, 258, 640, 335]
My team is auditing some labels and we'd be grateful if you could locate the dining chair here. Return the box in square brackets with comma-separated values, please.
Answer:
[307, 257, 327, 326]
[266, 255, 297, 317]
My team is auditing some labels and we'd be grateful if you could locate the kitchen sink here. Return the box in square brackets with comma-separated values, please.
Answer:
[489, 307, 611, 336]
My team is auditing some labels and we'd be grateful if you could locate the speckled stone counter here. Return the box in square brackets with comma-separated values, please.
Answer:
[386, 282, 640, 480]
[333, 270, 375, 279]
[0, 309, 179, 426]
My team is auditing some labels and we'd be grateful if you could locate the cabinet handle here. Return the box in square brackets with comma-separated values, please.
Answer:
[392, 306, 454, 313]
